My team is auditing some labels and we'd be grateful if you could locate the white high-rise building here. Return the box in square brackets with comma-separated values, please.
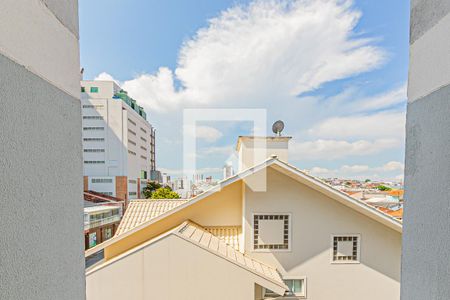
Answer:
[81, 80, 156, 200]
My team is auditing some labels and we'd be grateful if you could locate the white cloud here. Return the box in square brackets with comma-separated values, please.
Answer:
[377, 161, 404, 172]
[307, 111, 406, 140]
[104, 0, 385, 113]
[93, 0, 403, 175]
[195, 126, 223, 142]
[309, 167, 333, 174]
[122, 68, 184, 112]
[200, 145, 234, 156]
[94, 72, 118, 83]
[340, 164, 370, 173]
[308, 160, 405, 180]
[353, 84, 407, 112]
[290, 138, 400, 160]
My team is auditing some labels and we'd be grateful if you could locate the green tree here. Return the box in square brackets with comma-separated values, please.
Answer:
[151, 187, 180, 199]
[376, 185, 392, 191]
[142, 181, 161, 198]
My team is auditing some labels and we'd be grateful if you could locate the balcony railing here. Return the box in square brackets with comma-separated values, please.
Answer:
[84, 215, 121, 230]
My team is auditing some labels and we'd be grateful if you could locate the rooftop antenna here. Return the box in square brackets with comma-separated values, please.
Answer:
[272, 120, 285, 136]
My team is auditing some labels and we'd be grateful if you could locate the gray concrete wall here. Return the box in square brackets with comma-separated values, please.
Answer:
[402, 1, 450, 299]
[0, 1, 85, 299]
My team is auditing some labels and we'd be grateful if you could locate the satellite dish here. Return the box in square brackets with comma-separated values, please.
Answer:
[272, 120, 285, 136]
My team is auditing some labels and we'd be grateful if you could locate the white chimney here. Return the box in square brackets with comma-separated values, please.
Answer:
[236, 136, 291, 172]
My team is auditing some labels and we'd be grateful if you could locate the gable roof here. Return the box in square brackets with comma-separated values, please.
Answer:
[86, 157, 402, 257]
[87, 220, 287, 295]
[115, 199, 188, 236]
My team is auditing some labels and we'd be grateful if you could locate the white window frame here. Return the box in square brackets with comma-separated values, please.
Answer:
[330, 234, 361, 264]
[251, 212, 292, 252]
[283, 276, 307, 298]
[263, 276, 306, 299]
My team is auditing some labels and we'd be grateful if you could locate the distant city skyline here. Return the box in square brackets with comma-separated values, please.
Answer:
[79, 0, 409, 181]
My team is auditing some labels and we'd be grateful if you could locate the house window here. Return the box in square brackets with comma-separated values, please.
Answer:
[128, 150, 136, 156]
[91, 178, 113, 184]
[332, 235, 360, 263]
[103, 228, 113, 240]
[128, 118, 136, 126]
[81, 87, 86, 93]
[284, 278, 306, 297]
[84, 148, 105, 153]
[90, 86, 99, 93]
[128, 129, 136, 136]
[253, 214, 290, 251]
[83, 126, 104, 131]
[88, 232, 97, 248]
[264, 277, 306, 299]
[83, 116, 103, 120]
[141, 170, 147, 179]
[129, 192, 137, 196]
[83, 138, 105, 142]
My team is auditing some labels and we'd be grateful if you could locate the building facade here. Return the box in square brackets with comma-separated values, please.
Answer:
[81, 80, 156, 200]
[84, 204, 122, 250]
[402, 1, 450, 299]
[0, 1, 85, 299]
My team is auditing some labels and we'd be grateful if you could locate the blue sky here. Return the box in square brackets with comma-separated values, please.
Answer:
[80, 0, 410, 181]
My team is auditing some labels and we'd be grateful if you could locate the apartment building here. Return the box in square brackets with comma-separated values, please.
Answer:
[84, 203, 122, 250]
[0, 1, 85, 299]
[81, 80, 156, 200]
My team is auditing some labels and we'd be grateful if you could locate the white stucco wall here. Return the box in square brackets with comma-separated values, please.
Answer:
[87, 234, 273, 300]
[0, 1, 85, 299]
[402, 2, 450, 299]
[244, 167, 401, 300]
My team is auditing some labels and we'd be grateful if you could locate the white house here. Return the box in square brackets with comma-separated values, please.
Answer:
[85, 135, 402, 300]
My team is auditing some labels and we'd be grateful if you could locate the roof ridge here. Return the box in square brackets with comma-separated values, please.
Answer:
[85, 157, 400, 258]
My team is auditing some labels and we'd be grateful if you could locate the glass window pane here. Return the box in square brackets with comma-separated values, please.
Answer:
[293, 279, 302, 293]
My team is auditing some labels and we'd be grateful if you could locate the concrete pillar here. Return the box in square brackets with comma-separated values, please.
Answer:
[402, 1, 450, 299]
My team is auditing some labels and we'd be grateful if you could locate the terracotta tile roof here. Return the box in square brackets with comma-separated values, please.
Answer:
[388, 190, 404, 197]
[115, 199, 188, 236]
[177, 221, 285, 287]
[377, 207, 403, 220]
[204, 226, 242, 250]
